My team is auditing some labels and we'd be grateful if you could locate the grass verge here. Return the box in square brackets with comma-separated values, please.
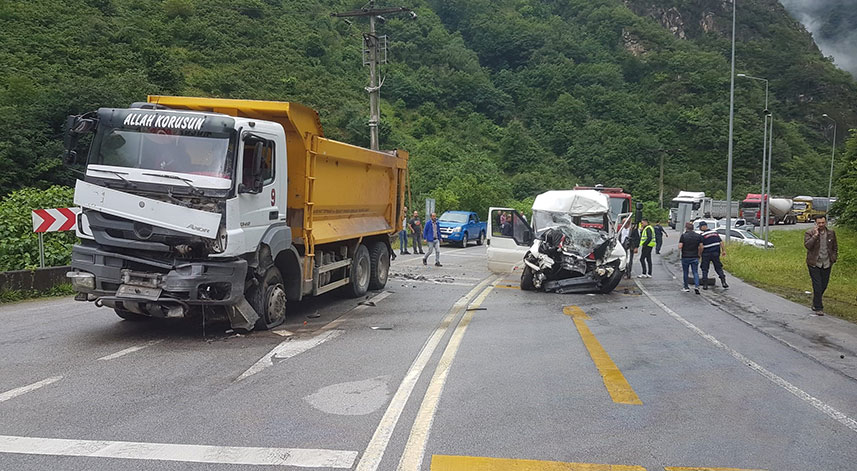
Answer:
[0, 283, 75, 304]
[722, 226, 857, 323]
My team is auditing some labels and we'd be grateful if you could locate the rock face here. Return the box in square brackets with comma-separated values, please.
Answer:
[623, 29, 647, 56]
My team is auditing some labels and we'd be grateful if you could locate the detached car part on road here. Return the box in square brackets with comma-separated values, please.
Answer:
[487, 190, 627, 294]
[63, 96, 408, 332]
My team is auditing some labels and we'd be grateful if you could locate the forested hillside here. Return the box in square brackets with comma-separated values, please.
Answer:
[1, 0, 855, 214]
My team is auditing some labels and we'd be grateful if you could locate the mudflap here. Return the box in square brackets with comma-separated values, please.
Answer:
[226, 297, 260, 332]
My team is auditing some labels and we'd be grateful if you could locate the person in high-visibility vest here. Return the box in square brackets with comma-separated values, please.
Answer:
[637, 218, 656, 278]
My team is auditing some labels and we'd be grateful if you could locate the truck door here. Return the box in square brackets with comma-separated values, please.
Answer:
[237, 133, 279, 249]
[486, 207, 532, 273]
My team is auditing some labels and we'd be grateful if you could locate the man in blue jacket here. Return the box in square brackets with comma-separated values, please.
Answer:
[423, 212, 442, 267]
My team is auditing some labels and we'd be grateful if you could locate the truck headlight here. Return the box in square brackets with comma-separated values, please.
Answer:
[67, 271, 95, 290]
[452, 227, 461, 233]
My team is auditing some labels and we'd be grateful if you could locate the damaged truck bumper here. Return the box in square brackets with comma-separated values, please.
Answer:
[68, 242, 258, 330]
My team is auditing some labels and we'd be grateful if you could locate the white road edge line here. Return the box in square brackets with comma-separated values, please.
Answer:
[635, 279, 857, 434]
[0, 435, 357, 468]
[0, 376, 63, 403]
[237, 290, 393, 382]
[396, 282, 496, 471]
[354, 275, 497, 471]
[97, 340, 164, 361]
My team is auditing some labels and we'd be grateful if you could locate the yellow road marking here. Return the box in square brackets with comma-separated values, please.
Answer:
[664, 468, 767, 471]
[495, 284, 520, 290]
[566, 305, 641, 405]
[431, 455, 645, 470]
[396, 284, 497, 470]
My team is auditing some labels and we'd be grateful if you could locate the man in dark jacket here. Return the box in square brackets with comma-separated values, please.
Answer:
[804, 216, 838, 315]
[409, 210, 424, 254]
[699, 221, 728, 289]
[654, 221, 668, 254]
[678, 222, 703, 294]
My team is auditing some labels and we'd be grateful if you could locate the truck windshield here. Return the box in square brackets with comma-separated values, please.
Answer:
[608, 198, 628, 220]
[90, 128, 234, 179]
[793, 202, 807, 210]
[742, 202, 760, 209]
[439, 212, 469, 223]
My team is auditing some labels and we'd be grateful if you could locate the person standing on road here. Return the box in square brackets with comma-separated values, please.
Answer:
[699, 221, 728, 290]
[637, 219, 655, 278]
[620, 218, 639, 279]
[804, 215, 838, 315]
[678, 222, 703, 294]
[423, 212, 442, 267]
[654, 221, 668, 254]
[409, 210, 424, 254]
[399, 207, 410, 255]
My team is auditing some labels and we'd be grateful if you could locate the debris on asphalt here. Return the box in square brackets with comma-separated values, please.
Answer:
[358, 301, 376, 307]
[466, 307, 487, 311]
[307, 311, 321, 318]
[371, 326, 393, 330]
[273, 330, 294, 337]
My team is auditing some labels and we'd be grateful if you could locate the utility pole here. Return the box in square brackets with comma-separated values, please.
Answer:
[332, 1, 414, 150]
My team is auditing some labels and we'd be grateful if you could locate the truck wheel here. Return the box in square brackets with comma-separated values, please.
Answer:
[368, 241, 390, 290]
[520, 266, 535, 291]
[460, 233, 468, 248]
[348, 244, 371, 297]
[248, 267, 287, 331]
[114, 308, 149, 321]
[598, 261, 623, 294]
[476, 231, 485, 246]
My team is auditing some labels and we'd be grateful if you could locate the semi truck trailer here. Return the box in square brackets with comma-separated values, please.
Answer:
[64, 96, 408, 332]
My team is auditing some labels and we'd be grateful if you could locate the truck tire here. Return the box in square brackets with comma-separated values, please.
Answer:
[598, 261, 623, 294]
[460, 233, 468, 248]
[368, 241, 390, 290]
[476, 231, 485, 246]
[348, 244, 371, 297]
[248, 267, 287, 331]
[520, 266, 535, 291]
[114, 308, 149, 321]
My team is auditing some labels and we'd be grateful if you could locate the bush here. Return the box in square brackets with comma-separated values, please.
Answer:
[0, 186, 77, 271]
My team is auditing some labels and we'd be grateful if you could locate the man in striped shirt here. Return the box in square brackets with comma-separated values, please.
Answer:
[698, 221, 728, 290]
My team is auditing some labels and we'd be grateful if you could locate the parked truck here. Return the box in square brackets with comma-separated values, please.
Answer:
[668, 191, 707, 228]
[703, 199, 739, 220]
[437, 211, 487, 247]
[573, 185, 632, 222]
[63, 96, 408, 332]
[740, 194, 796, 226]
[793, 196, 830, 222]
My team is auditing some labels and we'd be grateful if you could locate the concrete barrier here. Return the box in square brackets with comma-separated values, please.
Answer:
[0, 266, 71, 293]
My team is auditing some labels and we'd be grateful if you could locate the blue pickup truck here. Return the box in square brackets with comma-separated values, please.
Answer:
[438, 211, 487, 247]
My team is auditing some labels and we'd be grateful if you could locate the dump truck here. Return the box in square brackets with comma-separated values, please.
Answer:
[793, 196, 830, 222]
[63, 96, 408, 332]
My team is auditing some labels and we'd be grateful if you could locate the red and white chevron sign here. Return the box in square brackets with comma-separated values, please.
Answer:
[31, 208, 81, 233]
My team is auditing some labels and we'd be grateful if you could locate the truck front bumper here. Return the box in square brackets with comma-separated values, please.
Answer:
[69, 243, 248, 307]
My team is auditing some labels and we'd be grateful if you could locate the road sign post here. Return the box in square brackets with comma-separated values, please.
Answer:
[31, 207, 80, 268]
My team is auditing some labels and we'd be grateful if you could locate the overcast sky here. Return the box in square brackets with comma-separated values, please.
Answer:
[779, 0, 857, 77]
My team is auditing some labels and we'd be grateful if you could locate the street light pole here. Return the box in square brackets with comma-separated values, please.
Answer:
[725, 0, 737, 243]
[737, 73, 770, 247]
[822, 113, 837, 209]
[765, 114, 773, 248]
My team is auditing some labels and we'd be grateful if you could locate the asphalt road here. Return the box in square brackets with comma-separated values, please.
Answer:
[1, 239, 856, 470]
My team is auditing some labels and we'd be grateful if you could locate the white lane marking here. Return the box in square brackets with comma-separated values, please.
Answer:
[0, 435, 357, 468]
[354, 276, 497, 471]
[97, 340, 163, 361]
[236, 330, 342, 382]
[635, 279, 857, 434]
[237, 291, 393, 382]
[0, 376, 63, 403]
[396, 283, 495, 471]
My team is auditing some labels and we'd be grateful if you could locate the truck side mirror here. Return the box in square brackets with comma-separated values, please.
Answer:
[63, 115, 97, 165]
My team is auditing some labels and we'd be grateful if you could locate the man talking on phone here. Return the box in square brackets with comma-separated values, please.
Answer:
[804, 215, 838, 315]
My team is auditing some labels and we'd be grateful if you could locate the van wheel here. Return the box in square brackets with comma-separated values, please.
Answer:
[368, 242, 390, 290]
[348, 244, 371, 297]
[248, 267, 287, 331]
[520, 266, 535, 290]
[599, 261, 623, 294]
[476, 231, 485, 246]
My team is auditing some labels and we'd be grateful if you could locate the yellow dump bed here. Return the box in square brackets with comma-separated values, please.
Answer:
[147, 96, 408, 249]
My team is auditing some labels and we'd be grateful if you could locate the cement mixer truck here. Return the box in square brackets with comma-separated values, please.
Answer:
[63, 96, 408, 332]
[740, 194, 797, 226]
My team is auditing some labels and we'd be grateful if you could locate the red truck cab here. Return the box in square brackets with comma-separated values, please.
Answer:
[573, 185, 632, 228]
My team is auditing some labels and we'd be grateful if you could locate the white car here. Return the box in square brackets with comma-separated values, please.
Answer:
[715, 228, 773, 248]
